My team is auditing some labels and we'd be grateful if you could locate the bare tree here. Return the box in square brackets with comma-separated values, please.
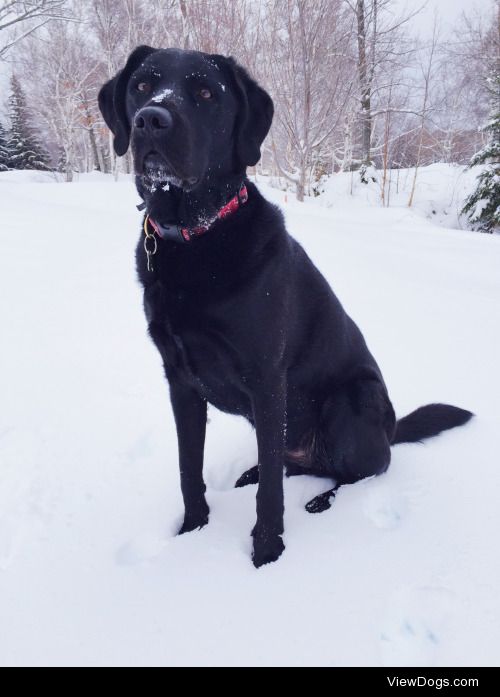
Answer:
[346, 0, 420, 169]
[0, 0, 72, 57]
[264, 0, 353, 200]
[408, 18, 439, 207]
[439, 1, 499, 159]
[17, 19, 102, 179]
[170, 0, 252, 57]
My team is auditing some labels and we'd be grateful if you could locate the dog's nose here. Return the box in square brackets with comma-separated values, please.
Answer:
[134, 106, 173, 132]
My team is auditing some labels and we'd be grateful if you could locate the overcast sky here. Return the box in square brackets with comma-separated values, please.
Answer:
[399, 0, 495, 38]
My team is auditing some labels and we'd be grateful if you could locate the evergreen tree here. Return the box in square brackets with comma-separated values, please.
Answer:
[6, 76, 51, 171]
[0, 122, 10, 172]
[461, 74, 500, 234]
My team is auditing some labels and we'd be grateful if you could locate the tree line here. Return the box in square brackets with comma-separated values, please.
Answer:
[0, 0, 498, 212]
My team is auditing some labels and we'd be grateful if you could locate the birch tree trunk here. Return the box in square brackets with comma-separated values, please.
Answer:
[356, 0, 372, 164]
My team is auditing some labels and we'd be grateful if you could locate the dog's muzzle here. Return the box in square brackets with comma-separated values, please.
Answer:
[134, 106, 173, 134]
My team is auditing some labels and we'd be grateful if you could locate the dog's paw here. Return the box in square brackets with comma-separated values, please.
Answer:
[235, 465, 259, 488]
[305, 487, 338, 514]
[251, 526, 285, 568]
[178, 507, 209, 535]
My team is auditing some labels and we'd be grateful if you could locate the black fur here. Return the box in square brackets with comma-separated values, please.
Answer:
[98, 45, 157, 156]
[98, 48, 473, 568]
[392, 403, 473, 444]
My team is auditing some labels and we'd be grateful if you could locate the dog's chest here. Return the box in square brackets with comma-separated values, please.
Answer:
[143, 281, 252, 416]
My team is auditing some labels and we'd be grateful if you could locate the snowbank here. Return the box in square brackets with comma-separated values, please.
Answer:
[315, 163, 487, 231]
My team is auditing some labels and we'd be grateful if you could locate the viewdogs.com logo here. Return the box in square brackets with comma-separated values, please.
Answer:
[387, 676, 479, 689]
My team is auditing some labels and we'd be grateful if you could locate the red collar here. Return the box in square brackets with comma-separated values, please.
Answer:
[145, 183, 248, 244]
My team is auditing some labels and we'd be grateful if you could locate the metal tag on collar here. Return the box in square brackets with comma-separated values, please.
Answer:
[143, 216, 158, 272]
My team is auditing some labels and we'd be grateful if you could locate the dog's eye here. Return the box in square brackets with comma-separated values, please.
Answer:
[137, 82, 151, 93]
[198, 88, 212, 100]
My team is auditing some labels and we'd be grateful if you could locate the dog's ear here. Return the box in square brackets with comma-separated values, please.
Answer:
[213, 56, 274, 171]
[98, 45, 157, 156]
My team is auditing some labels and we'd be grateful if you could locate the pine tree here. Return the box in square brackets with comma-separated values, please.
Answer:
[461, 74, 500, 234]
[6, 76, 51, 171]
[0, 122, 10, 172]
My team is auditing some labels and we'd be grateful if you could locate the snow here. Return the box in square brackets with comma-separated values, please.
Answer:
[1, 167, 500, 667]
[472, 197, 490, 220]
[152, 88, 173, 103]
[316, 163, 489, 231]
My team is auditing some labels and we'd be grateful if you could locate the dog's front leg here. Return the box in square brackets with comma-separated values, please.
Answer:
[169, 379, 209, 534]
[251, 374, 286, 567]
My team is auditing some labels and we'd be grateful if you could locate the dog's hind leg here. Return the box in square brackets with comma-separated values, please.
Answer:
[285, 462, 311, 477]
[236, 460, 340, 512]
[303, 378, 395, 514]
[235, 459, 311, 488]
[305, 485, 340, 514]
[235, 465, 259, 488]
[236, 462, 340, 512]
[299, 377, 396, 515]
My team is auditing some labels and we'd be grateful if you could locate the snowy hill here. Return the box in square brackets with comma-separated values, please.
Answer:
[1, 168, 499, 667]
[315, 163, 486, 232]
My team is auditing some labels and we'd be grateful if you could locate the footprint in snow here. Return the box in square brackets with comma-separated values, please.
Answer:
[362, 479, 409, 530]
[125, 431, 155, 463]
[0, 429, 53, 571]
[379, 586, 455, 667]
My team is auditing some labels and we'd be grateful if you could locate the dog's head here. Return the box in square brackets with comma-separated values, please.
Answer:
[98, 47, 273, 191]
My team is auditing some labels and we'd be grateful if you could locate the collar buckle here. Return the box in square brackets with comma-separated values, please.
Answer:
[148, 218, 190, 243]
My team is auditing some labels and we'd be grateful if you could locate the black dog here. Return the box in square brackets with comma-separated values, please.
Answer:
[98, 47, 472, 567]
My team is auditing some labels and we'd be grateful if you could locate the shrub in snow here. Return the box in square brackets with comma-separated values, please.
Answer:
[359, 161, 378, 185]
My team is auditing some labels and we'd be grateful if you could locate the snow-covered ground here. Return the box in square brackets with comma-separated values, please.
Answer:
[1, 167, 499, 667]
[314, 162, 486, 232]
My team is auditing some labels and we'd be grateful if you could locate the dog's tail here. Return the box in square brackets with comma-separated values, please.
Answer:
[392, 403, 473, 445]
